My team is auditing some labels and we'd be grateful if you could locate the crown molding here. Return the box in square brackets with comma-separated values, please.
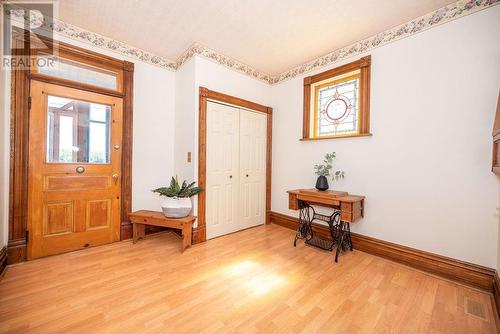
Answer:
[6, 0, 499, 85]
[175, 43, 272, 83]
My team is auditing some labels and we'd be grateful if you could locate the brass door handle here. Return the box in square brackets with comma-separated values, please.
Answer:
[76, 166, 85, 173]
[112, 174, 119, 184]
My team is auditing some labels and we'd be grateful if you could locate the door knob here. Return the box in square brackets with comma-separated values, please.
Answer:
[112, 174, 120, 184]
[246, 174, 249, 177]
[229, 175, 233, 179]
[76, 166, 85, 173]
[114, 144, 120, 150]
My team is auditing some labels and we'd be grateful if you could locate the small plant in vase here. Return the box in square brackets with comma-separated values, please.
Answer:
[152, 176, 202, 218]
[314, 152, 345, 191]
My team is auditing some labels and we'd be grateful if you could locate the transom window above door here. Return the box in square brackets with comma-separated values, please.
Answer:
[302, 56, 372, 140]
[37, 54, 120, 91]
[27, 33, 126, 95]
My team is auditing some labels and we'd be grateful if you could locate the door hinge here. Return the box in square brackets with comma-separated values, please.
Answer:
[28, 96, 32, 111]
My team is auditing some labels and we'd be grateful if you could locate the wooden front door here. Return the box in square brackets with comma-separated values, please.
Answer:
[28, 81, 123, 259]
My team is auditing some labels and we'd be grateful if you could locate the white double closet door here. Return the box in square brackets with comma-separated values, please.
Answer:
[206, 101, 267, 239]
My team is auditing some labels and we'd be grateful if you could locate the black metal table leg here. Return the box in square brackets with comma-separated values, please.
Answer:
[294, 201, 313, 246]
[292, 204, 356, 262]
[346, 222, 353, 251]
[334, 221, 344, 263]
[334, 221, 354, 262]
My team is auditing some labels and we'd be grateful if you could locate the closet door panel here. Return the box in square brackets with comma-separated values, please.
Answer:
[239, 110, 267, 229]
[206, 102, 240, 239]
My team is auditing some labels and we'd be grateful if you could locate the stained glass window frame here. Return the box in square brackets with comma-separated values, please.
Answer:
[302, 56, 372, 140]
[313, 72, 361, 138]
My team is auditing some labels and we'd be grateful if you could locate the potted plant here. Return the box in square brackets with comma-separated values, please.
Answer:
[314, 152, 345, 191]
[152, 176, 202, 218]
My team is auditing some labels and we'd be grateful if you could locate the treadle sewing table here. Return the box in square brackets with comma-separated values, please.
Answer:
[287, 189, 365, 262]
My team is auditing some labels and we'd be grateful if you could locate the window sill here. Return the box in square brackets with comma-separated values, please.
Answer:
[300, 133, 373, 141]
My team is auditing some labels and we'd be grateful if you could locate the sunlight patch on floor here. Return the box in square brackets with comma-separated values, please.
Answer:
[222, 259, 287, 296]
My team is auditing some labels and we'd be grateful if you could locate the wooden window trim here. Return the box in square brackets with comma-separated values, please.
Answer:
[26, 30, 125, 97]
[303, 55, 371, 140]
[8, 28, 134, 263]
[197, 87, 273, 244]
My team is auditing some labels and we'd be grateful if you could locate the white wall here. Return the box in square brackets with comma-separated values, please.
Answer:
[174, 57, 196, 182]
[131, 61, 175, 211]
[194, 56, 272, 108]
[271, 6, 500, 268]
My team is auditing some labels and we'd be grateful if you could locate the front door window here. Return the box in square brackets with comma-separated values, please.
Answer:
[46, 95, 111, 164]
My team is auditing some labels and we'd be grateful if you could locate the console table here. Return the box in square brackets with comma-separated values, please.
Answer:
[287, 189, 365, 262]
[128, 210, 196, 252]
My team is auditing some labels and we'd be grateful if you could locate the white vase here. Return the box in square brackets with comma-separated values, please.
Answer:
[161, 197, 192, 218]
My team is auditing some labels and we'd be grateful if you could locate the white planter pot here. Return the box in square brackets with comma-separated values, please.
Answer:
[161, 197, 192, 218]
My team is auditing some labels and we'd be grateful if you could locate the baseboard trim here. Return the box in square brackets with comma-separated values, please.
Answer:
[121, 221, 133, 240]
[192, 227, 199, 244]
[7, 238, 26, 264]
[0, 246, 7, 277]
[269, 211, 496, 293]
[494, 271, 500, 318]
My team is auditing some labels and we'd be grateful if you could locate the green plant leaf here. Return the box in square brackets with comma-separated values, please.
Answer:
[153, 177, 203, 198]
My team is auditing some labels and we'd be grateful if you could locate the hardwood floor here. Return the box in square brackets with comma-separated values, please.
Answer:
[0, 224, 497, 333]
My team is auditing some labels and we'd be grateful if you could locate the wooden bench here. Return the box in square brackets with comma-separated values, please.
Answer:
[128, 210, 197, 252]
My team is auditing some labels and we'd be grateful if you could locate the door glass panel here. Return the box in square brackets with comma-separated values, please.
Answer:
[38, 54, 118, 90]
[46, 95, 111, 163]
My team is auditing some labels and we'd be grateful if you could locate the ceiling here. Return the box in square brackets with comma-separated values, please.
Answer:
[57, 0, 456, 75]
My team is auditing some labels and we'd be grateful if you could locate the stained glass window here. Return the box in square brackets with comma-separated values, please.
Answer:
[302, 56, 371, 140]
[313, 72, 360, 137]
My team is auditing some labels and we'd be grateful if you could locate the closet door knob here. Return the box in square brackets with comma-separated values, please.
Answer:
[246, 174, 249, 177]
[229, 175, 233, 179]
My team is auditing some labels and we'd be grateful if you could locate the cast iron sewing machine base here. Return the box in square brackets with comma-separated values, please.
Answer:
[293, 202, 353, 262]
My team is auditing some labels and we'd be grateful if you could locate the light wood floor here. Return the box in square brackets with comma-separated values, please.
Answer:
[0, 224, 497, 333]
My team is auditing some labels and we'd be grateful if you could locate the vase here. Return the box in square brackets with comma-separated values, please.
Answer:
[315, 175, 329, 191]
[161, 197, 192, 218]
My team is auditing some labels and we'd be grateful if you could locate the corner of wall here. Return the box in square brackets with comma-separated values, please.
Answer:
[173, 57, 197, 183]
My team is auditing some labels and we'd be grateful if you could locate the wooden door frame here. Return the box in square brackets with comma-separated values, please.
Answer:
[8, 28, 134, 263]
[197, 87, 272, 243]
